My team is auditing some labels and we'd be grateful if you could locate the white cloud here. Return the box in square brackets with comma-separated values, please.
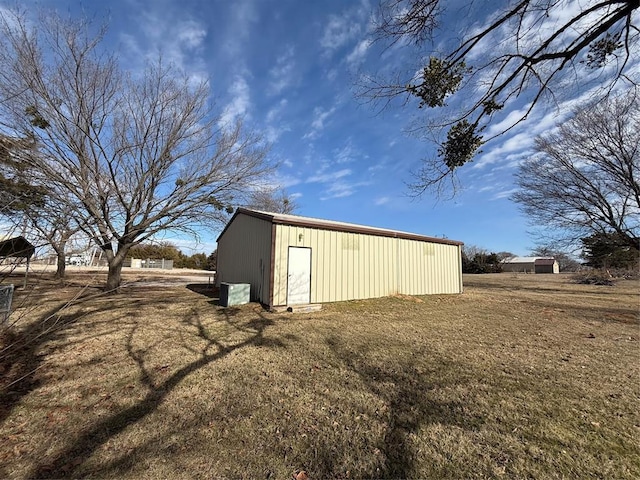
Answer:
[219, 76, 251, 127]
[303, 106, 337, 140]
[473, 76, 632, 171]
[265, 125, 291, 143]
[266, 99, 288, 123]
[323, 182, 355, 199]
[346, 39, 371, 66]
[119, 8, 208, 80]
[265, 99, 291, 141]
[222, 0, 258, 58]
[320, 179, 372, 200]
[321, 14, 361, 52]
[311, 106, 336, 131]
[333, 141, 364, 164]
[375, 196, 390, 205]
[302, 165, 371, 200]
[268, 46, 296, 95]
[275, 173, 303, 188]
[306, 168, 352, 184]
[473, 132, 534, 169]
[325, 68, 339, 82]
[484, 103, 535, 138]
[492, 188, 519, 200]
[461, 0, 640, 163]
[176, 20, 207, 49]
[320, 0, 371, 56]
[367, 161, 387, 173]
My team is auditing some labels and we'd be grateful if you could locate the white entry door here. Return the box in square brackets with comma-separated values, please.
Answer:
[287, 247, 311, 305]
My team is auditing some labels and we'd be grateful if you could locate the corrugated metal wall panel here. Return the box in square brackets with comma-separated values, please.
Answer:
[272, 224, 462, 305]
[216, 214, 272, 304]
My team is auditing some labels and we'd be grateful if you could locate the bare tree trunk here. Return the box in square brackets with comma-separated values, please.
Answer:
[104, 244, 130, 294]
[52, 241, 67, 279]
[105, 261, 123, 294]
[55, 250, 66, 279]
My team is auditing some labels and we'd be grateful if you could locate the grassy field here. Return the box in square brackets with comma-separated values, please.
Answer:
[1, 272, 638, 479]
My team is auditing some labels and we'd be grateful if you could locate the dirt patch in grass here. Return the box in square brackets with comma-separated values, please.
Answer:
[1, 272, 639, 479]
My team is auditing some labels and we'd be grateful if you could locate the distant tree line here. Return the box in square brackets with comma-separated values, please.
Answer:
[128, 243, 217, 270]
[461, 245, 587, 274]
[461, 237, 637, 274]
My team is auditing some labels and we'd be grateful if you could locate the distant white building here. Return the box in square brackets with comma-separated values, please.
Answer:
[502, 257, 559, 274]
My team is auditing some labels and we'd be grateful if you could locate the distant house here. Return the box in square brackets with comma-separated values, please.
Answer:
[501, 256, 559, 274]
[216, 208, 464, 307]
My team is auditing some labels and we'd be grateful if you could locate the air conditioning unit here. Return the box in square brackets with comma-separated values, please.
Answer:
[219, 282, 250, 307]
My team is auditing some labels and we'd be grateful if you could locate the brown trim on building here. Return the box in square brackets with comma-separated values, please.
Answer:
[220, 208, 463, 246]
[534, 258, 556, 266]
[457, 244, 464, 293]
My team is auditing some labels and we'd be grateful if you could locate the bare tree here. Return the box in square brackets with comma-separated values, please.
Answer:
[513, 88, 639, 251]
[244, 187, 299, 214]
[364, 0, 639, 193]
[1, 135, 80, 278]
[25, 199, 81, 279]
[0, 9, 274, 292]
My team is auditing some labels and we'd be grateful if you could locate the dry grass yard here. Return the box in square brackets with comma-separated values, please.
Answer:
[1, 271, 638, 479]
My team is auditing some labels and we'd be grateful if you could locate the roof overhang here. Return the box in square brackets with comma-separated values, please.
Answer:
[0, 236, 35, 259]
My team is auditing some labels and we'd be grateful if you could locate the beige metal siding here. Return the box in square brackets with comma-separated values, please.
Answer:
[398, 239, 461, 295]
[272, 224, 462, 306]
[216, 213, 272, 304]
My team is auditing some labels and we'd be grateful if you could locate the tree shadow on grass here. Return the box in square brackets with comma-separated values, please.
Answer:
[28, 299, 286, 479]
[185, 283, 218, 299]
[0, 298, 138, 426]
[324, 336, 485, 479]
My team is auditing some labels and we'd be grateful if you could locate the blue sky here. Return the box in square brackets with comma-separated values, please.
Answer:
[15, 0, 640, 255]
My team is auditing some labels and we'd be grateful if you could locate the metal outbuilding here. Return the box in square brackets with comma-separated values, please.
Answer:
[216, 208, 464, 307]
[501, 256, 560, 274]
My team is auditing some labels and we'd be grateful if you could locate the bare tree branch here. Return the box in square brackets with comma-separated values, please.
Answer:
[242, 187, 299, 214]
[362, 0, 639, 194]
